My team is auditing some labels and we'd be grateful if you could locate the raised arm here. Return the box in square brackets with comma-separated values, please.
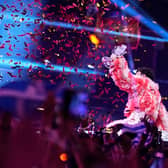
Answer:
[108, 54, 134, 92]
[102, 45, 146, 93]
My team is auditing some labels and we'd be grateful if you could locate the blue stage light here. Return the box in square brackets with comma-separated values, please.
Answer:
[44, 20, 168, 42]
[110, 0, 168, 39]
[0, 58, 103, 76]
[0, 0, 41, 86]
[3, 11, 168, 42]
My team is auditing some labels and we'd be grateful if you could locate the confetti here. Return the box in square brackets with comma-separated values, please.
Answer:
[7, 72, 17, 78]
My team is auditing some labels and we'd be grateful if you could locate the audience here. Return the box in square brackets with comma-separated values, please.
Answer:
[0, 86, 168, 168]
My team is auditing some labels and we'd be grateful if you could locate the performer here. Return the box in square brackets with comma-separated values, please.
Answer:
[102, 45, 168, 131]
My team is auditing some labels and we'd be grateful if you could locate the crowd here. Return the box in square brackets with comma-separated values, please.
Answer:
[0, 86, 168, 168]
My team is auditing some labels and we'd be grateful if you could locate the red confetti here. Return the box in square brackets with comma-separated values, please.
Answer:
[7, 72, 17, 78]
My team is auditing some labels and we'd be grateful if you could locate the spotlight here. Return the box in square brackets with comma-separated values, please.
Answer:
[89, 34, 100, 45]
[59, 153, 68, 162]
[109, 0, 168, 39]
[44, 20, 168, 42]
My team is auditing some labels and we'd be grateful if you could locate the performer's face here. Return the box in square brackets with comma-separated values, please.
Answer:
[136, 71, 142, 76]
[136, 71, 145, 77]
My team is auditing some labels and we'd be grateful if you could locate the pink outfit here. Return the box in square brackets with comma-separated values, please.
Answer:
[108, 54, 168, 131]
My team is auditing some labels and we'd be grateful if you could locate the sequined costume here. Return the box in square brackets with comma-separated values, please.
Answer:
[104, 53, 168, 131]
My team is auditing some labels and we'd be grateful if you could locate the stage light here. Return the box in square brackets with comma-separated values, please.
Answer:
[3, 12, 168, 42]
[59, 153, 68, 162]
[109, 0, 168, 39]
[89, 34, 100, 45]
[44, 20, 168, 42]
[36, 107, 45, 111]
[0, 58, 103, 76]
[0, 0, 41, 86]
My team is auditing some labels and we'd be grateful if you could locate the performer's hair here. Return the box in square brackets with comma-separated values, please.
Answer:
[137, 67, 155, 80]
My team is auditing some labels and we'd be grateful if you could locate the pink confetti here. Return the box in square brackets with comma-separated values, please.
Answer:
[7, 72, 17, 78]
[121, 3, 130, 10]
[9, 45, 13, 51]
[6, 52, 12, 56]
[0, 44, 5, 49]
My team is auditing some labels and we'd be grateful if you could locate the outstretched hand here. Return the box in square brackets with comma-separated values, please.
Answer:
[112, 44, 127, 57]
[102, 44, 127, 69]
